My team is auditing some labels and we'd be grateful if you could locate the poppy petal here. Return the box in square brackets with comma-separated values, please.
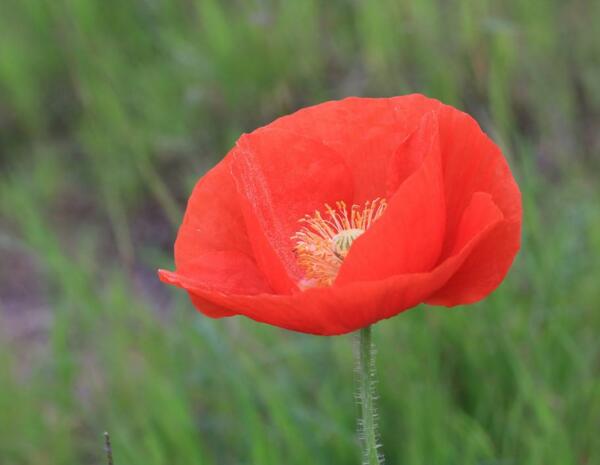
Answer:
[270, 95, 443, 202]
[425, 195, 517, 306]
[159, 156, 272, 299]
[426, 104, 522, 304]
[230, 127, 354, 293]
[188, 292, 235, 318]
[336, 112, 446, 283]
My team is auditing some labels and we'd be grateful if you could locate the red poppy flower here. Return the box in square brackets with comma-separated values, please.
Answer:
[159, 95, 522, 335]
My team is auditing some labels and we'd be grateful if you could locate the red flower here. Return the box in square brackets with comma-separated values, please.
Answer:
[159, 95, 522, 335]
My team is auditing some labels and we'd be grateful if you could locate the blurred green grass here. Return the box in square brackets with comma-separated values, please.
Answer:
[0, 1, 599, 464]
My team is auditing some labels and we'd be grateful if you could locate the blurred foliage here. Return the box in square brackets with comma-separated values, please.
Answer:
[0, 0, 599, 464]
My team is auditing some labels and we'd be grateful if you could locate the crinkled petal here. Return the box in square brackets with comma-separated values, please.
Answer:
[426, 105, 522, 304]
[336, 112, 446, 283]
[230, 127, 354, 293]
[270, 95, 443, 202]
[158, 155, 272, 312]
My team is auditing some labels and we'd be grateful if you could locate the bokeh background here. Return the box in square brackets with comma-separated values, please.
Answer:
[1, 1, 599, 464]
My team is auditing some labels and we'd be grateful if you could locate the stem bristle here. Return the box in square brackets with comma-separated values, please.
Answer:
[354, 326, 384, 465]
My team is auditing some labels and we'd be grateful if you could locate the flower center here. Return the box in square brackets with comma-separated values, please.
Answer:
[292, 199, 387, 288]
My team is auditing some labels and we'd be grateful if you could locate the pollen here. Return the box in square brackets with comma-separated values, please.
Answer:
[292, 198, 387, 288]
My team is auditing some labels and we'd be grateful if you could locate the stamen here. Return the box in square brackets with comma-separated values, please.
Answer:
[292, 198, 387, 287]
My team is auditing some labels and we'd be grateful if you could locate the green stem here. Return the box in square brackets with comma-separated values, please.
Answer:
[355, 325, 384, 465]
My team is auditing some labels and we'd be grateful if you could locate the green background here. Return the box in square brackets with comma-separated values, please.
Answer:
[1, 1, 599, 464]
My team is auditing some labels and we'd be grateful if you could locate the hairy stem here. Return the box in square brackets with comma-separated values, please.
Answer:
[355, 325, 384, 465]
